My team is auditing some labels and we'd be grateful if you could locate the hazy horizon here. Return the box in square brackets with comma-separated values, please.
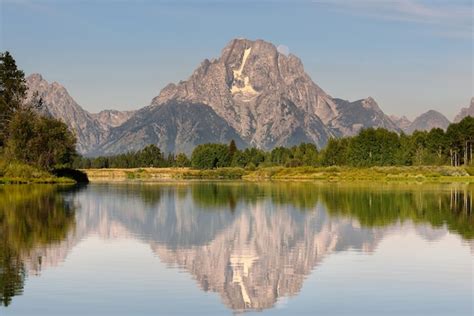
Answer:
[2, 0, 472, 120]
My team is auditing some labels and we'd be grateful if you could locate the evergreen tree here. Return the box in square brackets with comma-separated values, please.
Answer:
[0, 51, 28, 147]
[228, 139, 237, 159]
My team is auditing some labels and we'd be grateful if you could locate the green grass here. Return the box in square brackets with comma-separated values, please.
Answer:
[0, 159, 75, 184]
[83, 165, 474, 183]
[244, 166, 474, 182]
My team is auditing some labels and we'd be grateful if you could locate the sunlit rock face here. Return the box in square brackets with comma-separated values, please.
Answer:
[139, 39, 335, 150]
[90, 109, 135, 128]
[25, 74, 134, 155]
[330, 97, 400, 136]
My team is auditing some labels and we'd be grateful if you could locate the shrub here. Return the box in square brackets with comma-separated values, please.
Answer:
[4, 162, 50, 179]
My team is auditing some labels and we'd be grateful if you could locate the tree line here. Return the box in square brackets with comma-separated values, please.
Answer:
[0, 51, 76, 171]
[72, 144, 190, 169]
[74, 118, 474, 170]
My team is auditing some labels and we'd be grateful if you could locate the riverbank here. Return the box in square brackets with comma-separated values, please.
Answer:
[82, 166, 474, 183]
[0, 161, 77, 184]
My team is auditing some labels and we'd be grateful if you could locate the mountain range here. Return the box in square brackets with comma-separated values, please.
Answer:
[25, 39, 472, 156]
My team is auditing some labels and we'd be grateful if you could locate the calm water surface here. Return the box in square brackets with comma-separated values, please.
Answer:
[0, 182, 473, 315]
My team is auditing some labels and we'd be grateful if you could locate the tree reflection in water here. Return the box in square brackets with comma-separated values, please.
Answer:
[0, 185, 77, 306]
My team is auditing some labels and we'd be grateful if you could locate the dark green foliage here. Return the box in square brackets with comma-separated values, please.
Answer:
[73, 144, 170, 169]
[321, 138, 349, 166]
[139, 144, 164, 167]
[191, 143, 231, 169]
[270, 147, 292, 165]
[347, 128, 401, 167]
[228, 139, 237, 159]
[52, 168, 89, 183]
[293, 143, 319, 166]
[5, 109, 76, 171]
[175, 153, 191, 167]
[0, 51, 77, 172]
[0, 52, 27, 147]
[446, 116, 474, 166]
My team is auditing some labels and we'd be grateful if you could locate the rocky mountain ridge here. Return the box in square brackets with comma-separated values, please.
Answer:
[98, 38, 400, 154]
[25, 39, 472, 156]
[390, 110, 452, 134]
[26, 74, 134, 154]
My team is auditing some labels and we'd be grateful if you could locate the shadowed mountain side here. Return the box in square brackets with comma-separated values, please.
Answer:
[92, 101, 246, 156]
[330, 98, 399, 136]
[405, 110, 451, 134]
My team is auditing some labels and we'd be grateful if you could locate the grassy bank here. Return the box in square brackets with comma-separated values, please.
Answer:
[83, 165, 474, 183]
[0, 160, 76, 184]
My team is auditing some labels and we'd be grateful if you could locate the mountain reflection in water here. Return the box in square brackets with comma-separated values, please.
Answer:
[0, 182, 472, 313]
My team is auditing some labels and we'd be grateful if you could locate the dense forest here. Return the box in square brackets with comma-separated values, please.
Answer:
[74, 119, 474, 170]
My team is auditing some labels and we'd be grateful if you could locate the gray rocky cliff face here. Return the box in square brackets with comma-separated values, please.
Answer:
[405, 110, 450, 134]
[389, 115, 412, 131]
[90, 109, 135, 128]
[329, 97, 399, 136]
[151, 39, 336, 150]
[454, 97, 474, 122]
[26, 38, 408, 156]
[93, 101, 246, 156]
[25, 74, 133, 155]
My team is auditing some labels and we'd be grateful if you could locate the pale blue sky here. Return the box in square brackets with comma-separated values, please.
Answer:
[1, 0, 472, 119]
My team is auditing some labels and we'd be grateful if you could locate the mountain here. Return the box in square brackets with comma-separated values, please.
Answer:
[389, 115, 412, 132]
[90, 109, 135, 128]
[148, 38, 400, 150]
[329, 97, 399, 136]
[25, 74, 133, 155]
[405, 110, 450, 134]
[151, 38, 336, 150]
[454, 98, 474, 122]
[93, 100, 246, 156]
[27, 39, 403, 156]
[25, 74, 108, 154]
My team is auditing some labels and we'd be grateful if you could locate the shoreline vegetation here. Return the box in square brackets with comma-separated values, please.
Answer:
[2, 165, 473, 184]
[82, 166, 474, 183]
[1, 51, 80, 184]
[0, 161, 76, 184]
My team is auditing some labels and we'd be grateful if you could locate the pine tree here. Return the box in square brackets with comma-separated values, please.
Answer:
[228, 139, 237, 158]
[0, 51, 28, 147]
